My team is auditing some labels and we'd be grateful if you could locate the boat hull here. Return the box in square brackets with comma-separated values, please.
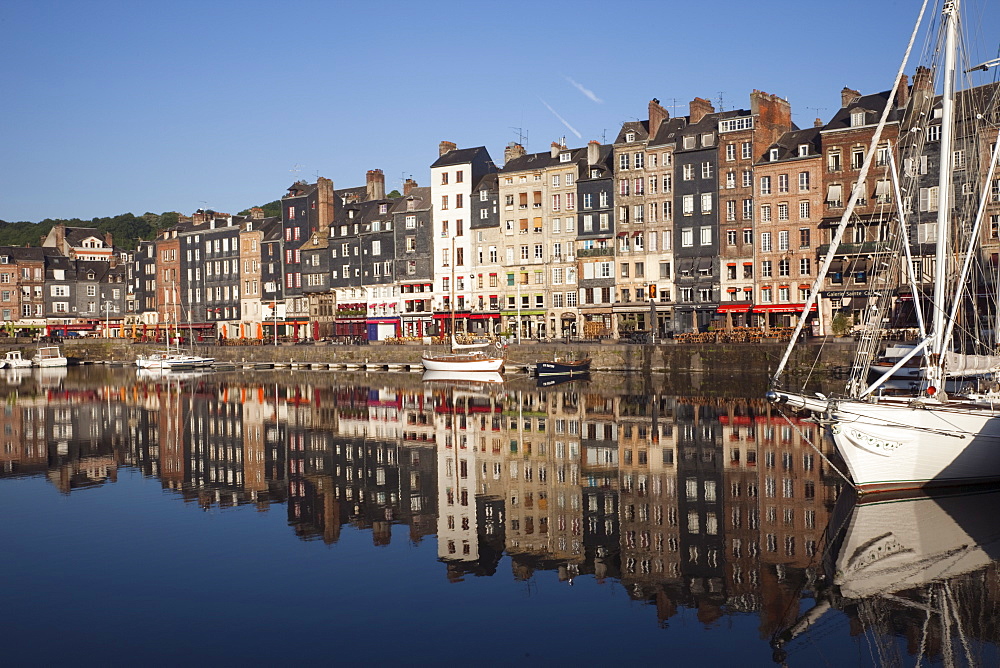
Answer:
[535, 359, 591, 376]
[421, 354, 504, 372]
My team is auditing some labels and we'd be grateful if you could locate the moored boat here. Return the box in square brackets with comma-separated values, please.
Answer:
[534, 357, 591, 376]
[32, 346, 67, 367]
[0, 350, 33, 369]
[767, 0, 1000, 494]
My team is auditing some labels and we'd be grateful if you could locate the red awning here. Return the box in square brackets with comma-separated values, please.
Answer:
[716, 304, 752, 313]
[752, 304, 817, 313]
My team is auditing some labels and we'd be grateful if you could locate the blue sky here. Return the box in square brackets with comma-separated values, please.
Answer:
[2, 0, 998, 223]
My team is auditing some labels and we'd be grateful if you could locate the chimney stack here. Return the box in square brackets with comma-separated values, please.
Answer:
[104, 232, 114, 248]
[648, 98, 669, 140]
[814, 118, 824, 128]
[250, 207, 264, 220]
[504, 142, 526, 165]
[841, 87, 862, 108]
[366, 169, 385, 201]
[438, 141, 457, 157]
[689, 97, 715, 124]
[317, 176, 335, 236]
[896, 73, 910, 108]
[550, 141, 561, 159]
[587, 140, 601, 166]
[403, 178, 418, 196]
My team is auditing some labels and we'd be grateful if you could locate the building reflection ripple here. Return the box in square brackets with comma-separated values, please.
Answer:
[1, 368, 998, 662]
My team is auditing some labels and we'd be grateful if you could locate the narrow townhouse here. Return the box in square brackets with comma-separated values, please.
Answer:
[430, 143, 497, 337]
[393, 182, 435, 338]
[576, 141, 616, 339]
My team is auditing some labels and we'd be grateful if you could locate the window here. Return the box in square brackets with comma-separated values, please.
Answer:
[682, 195, 694, 216]
[760, 176, 772, 195]
[761, 260, 772, 277]
[741, 142, 751, 159]
[761, 204, 772, 222]
[701, 162, 713, 179]
[778, 174, 789, 193]
[799, 201, 810, 220]
[726, 200, 736, 221]
[441, 195, 449, 210]
[828, 151, 842, 172]
[778, 230, 789, 251]
[798, 171, 810, 191]
[700, 227, 712, 246]
[778, 259, 790, 277]
[681, 228, 693, 247]
[799, 228, 811, 248]
[849, 147, 865, 170]
[683, 164, 694, 181]
[727, 229, 737, 245]
[777, 203, 789, 221]
[726, 144, 736, 161]
[742, 199, 752, 221]
[761, 232, 772, 252]
[800, 258, 811, 275]
[700, 193, 712, 213]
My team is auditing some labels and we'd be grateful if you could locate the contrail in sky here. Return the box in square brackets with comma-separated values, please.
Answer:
[565, 76, 603, 103]
[540, 99, 582, 139]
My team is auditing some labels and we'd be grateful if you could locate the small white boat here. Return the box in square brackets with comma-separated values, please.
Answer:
[32, 346, 67, 368]
[422, 338, 506, 372]
[0, 350, 33, 369]
[135, 351, 215, 370]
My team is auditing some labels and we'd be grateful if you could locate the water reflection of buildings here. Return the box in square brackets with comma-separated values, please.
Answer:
[0, 372, 862, 636]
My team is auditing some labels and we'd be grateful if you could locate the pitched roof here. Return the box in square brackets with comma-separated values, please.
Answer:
[430, 146, 489, 168]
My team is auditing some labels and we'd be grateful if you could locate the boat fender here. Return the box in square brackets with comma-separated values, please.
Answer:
[927, 386, 937, 396]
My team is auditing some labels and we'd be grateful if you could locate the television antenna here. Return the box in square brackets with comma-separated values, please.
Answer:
[510, 126, 528, 147]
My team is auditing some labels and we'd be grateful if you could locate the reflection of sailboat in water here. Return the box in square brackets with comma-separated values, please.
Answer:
[775, 489, 1000, 664]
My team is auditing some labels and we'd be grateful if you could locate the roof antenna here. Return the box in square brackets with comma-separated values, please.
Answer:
[510, 126, 529, 147]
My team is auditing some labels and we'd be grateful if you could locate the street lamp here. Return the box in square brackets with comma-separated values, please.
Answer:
[102, 301, 115, 338]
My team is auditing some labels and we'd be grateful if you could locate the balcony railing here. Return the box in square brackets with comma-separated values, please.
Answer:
[817, 242, 893, 256]
[577, 247, 615, 258]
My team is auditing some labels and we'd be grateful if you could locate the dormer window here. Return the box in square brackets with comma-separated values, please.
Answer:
[701, 133, 715, 147]
[770, 148, 779, 161]
[850, 110, 866, 127]
[798, 144, 809, 157]
[87, 273, 95, 280]
[559, 152, 571, 163]
[591, 169, 600, 178]
[379, 204, 388, 214]
[626, 132, 635, 142]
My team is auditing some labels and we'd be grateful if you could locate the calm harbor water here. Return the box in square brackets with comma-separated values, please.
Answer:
[1, 366, 997, 666]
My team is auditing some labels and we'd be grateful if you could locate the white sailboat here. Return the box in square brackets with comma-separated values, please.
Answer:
[768, 0, 1000, 493]
[421, 241, 505, 372]
[135, 299, 215, 371]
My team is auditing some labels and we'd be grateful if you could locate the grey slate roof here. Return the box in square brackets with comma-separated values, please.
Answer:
[430, 146, 490, 168]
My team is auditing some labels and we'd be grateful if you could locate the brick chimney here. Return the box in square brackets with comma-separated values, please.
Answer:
[104, 232, 114, 248]
[689, 97, 715, 124]
[366, 169, 385, 201]
[750, 90, 792, 145]
[439, 141, 457, 157]
[841, 87, 862, 108]
[587, 140, 601, 166]
[403, 178, 418, 196]
[895, 73, 910, 108]
[648, 98, 669, 140]
[317, 176, 335, 237]
[814, 118, 824, 128]
[192, 211, 206, 226]
[250, 207, 264, 220]
[550, 141, 561, 158]
[504, 143, 526, 165]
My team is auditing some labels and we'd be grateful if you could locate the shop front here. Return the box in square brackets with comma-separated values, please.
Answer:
[366, 317, 400, 341]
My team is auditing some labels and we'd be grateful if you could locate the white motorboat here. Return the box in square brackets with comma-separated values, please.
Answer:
[32, 346, 67, 368]
[768, 0, 1000, 493]
[0, 350, 33, 369]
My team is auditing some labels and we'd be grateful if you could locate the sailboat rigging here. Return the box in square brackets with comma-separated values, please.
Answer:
[422, 239, 506, 372]
[768, 0, 1000, 493]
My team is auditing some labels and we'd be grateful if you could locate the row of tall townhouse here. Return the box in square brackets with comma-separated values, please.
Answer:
[0, 228, 128, 337]
[5, 74, 998, 340]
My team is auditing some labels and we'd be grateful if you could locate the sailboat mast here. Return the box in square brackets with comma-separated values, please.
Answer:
[928, 0, 959, 391]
